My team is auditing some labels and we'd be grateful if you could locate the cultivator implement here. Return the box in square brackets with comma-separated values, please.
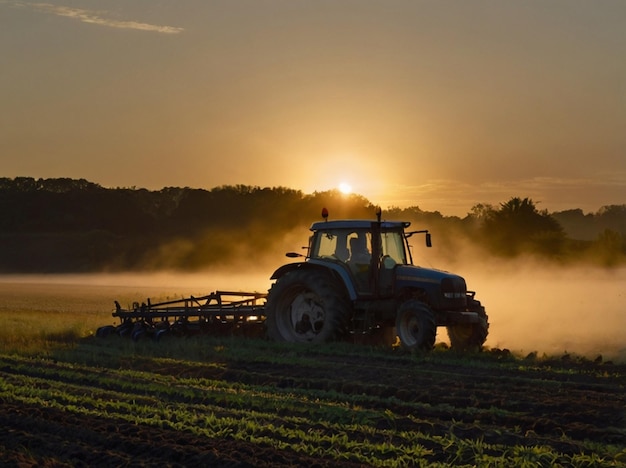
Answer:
[96, 291, 267, 341]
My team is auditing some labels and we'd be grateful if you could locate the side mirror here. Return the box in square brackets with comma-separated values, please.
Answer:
[425, 233, 432, 248]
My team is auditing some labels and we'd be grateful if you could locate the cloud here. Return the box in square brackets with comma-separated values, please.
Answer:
[6, 1, 184, 34]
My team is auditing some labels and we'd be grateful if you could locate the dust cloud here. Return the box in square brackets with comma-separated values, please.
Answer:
[1, 255, 624, 362]
[419, 242, 626, 362]
[468, 264, 625, 361]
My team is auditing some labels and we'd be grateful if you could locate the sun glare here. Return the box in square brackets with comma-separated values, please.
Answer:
[339, 182, 352, 194]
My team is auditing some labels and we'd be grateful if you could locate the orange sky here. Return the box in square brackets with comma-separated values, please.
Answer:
[1, 1, 624, 216]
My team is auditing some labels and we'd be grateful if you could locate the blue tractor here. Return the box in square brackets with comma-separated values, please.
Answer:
[265, 209, 489, 351]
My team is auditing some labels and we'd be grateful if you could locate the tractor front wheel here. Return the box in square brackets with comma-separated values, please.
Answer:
[395, 300, 436, 351]
[447, 299, 489, 351]
[265, 269, 349, 343]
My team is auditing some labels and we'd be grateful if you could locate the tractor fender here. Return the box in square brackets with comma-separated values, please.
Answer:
[270, 260, 358, 301]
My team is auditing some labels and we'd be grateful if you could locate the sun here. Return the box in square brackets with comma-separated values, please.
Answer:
[338, 182, 352, 194]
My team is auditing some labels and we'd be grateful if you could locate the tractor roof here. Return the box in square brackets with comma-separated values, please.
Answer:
[310, 220, 410, 231]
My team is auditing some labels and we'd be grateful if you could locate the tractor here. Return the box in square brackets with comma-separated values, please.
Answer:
[102, 208, 489, 351]
[265, 208, 489, 351]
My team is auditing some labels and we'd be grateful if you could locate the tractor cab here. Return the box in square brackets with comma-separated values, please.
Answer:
[307, 215, 418, 297]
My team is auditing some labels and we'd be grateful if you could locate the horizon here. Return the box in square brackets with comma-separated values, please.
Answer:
[4, 174, 622, 218]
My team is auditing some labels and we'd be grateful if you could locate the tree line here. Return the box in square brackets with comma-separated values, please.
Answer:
[0, 177, 624, 272]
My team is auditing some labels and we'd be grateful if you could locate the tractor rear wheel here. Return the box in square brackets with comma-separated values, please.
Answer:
[266, 269, 350, 343]
[395, 300, 436, 351]
[446, 299, 489, 351]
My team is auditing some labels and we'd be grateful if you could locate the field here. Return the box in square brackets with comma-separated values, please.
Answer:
[0, 277, 625, 467]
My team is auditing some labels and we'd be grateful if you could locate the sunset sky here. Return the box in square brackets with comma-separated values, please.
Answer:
[2, 1, 624, 216]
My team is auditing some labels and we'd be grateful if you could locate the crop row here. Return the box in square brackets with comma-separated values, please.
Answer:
[1, 349, 622, 467]
[0, 365, 447, 465]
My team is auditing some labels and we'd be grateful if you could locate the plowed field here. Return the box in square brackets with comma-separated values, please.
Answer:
[1, 336, 624, 467]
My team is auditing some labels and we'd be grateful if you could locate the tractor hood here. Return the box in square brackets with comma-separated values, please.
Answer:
[394, 265, 468, 309]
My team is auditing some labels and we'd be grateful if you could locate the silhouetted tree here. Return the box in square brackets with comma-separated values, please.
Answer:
[596, 205, 626, 234]
[468, 203, 496, 222]
[552, 208, 596, 240]
[481, 197, 565, 257]
[1, 177, 625, 271]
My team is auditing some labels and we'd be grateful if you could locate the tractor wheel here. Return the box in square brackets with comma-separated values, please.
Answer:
[446, 299, 489, 351]
[265, 269, 350, 343]
[395, 300, 436, 351]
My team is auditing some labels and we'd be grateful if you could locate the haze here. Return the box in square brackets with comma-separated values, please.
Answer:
[1, 1, 625, 216]
[2, 261, 624, 362]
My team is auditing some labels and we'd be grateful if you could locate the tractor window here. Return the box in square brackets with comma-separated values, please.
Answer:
[314, 232, 337, 258]
[311, 230, 350, 261]
[346, 231, 372, 264]
[311, 229, 371, 263]
[381, 231, 407, 265]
